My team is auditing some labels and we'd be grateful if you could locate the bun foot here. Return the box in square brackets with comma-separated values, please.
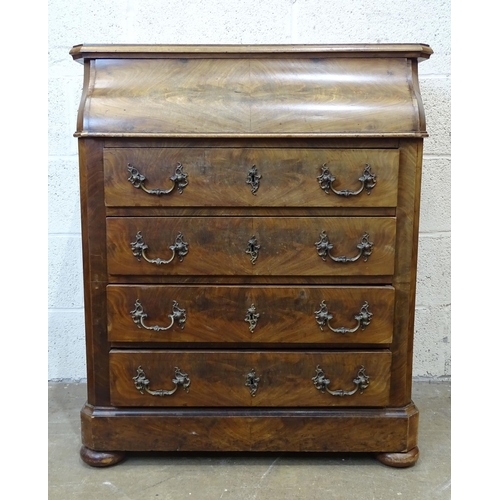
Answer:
[80, 446, 125, 467]
[376, 446, 419, 468]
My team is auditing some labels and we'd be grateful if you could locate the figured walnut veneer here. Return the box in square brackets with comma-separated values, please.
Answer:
[106, 285, 395, 345]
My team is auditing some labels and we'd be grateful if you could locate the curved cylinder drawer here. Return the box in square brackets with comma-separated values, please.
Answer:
[104, 148, 399, 208]
[109, 350, 392, 407]
[106, 216, 396, 276]
[107, 285, 395, 344]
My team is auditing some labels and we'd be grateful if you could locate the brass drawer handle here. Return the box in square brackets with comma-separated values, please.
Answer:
[246, 165, 261, 195]
[133, 366, 191, 396]
[246, 235, 260, 264]
[130, 299, 186, 331]
[130, 231, 189, 264]
[312, 365, 370, 397]
[317, 163, 376, 196]
[315, 231, 373, 263]
[127, 162, 188, 195]
[314, 301, 372, 334]
[245, 368, 260, 397]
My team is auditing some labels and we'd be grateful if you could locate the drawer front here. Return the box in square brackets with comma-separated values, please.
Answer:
[107, 217, 396, 276]
[109, 350, 392, 407]
[107, 285, 394, 344]
[104, 148, 399, 208]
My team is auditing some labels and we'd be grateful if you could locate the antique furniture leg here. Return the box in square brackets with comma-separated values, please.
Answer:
[376, 446, 420, 468]
[80, 446, 126, 467]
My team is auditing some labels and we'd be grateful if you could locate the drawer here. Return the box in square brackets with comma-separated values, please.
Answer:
[109, 350, 392, 407]
[104, 148, 399, 208]
[107, 216, 396, 276]
[107, 285, 395, 344]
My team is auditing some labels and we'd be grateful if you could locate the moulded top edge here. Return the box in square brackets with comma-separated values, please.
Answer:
[73, 132, 429, 139]
[70, 43, 433, 62]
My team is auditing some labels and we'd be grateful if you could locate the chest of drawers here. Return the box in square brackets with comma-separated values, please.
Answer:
[70, 43, 432, 468]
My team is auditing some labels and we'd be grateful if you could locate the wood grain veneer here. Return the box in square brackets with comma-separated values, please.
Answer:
[106, 216, 396, 277]
[104, 148, 399, 208]
[106, 285, 395, 344]
[109, 350, 392, 407]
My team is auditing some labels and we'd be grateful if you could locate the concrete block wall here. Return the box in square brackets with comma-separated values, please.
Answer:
[48, 0, 451, 381]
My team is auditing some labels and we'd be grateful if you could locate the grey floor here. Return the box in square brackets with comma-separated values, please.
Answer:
[49, 381, 450, 500]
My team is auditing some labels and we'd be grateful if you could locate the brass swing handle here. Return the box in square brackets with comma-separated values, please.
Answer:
[130, 299, 186, 331]
[317, 163, 376, 196]
[133, 366, 190, 396]
[315, 231, 373, 263]
[312, 365, 370, 397]
[130, 231, 189, 265]
[314, 301, 372, 334]
[127, 162, 188, 195]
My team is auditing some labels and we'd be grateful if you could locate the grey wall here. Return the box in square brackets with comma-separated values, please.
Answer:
[48, 0, 451, 381]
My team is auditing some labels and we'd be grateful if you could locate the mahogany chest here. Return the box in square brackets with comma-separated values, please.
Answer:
[70, 43, 432, 467]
